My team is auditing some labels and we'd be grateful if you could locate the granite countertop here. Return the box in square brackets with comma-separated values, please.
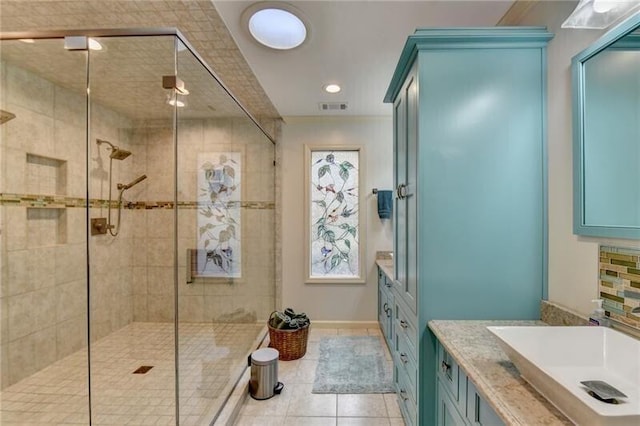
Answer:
[375, 258, 393, 281]
[428, 320, 573, 426]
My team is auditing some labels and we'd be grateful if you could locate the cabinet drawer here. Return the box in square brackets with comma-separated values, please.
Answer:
[395, 360, 417, 426]
[437, 343, 460, 403]
[466, 379, 504, 426]
[395, 327, 417, 391]
[393, 300, 417, 357]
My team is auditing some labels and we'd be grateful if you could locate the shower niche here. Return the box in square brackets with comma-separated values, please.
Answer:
[0, 32, 276, 425]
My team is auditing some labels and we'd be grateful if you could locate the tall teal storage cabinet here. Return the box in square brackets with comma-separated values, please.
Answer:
[383, 28, 553, 425]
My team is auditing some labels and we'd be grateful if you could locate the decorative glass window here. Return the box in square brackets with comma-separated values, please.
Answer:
[194, 150, 242, 279]
[305, 146, 365, 283]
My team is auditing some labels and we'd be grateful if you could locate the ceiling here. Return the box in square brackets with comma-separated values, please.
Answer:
[214, 0, 516, 117]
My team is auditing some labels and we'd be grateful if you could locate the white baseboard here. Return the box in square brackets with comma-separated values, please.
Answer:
[310, 321, 379, 329]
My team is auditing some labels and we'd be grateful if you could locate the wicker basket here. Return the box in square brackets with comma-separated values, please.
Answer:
[267, 322, 309, 361]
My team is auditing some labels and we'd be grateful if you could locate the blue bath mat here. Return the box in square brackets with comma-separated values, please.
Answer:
[312, 335, 395, 393]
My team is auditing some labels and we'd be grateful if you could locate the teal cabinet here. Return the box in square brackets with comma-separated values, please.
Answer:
[437, 381, 467, 426]
[384, 27, 552, 426]
[377, 266, 394, 350]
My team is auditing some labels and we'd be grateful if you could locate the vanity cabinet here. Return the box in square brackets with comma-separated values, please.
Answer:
[384, 27, 552, 425]
[436, 340, 504, 426]
[378, 266, 394, 350]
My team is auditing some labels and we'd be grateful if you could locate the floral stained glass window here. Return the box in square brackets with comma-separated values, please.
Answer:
[306, 147, 364, 282]
[196, 151, 242, 278]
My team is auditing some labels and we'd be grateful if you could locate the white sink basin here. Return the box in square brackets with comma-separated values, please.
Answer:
[487, 326, 640, 426]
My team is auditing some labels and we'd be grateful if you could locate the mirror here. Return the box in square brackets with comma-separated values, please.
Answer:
[573, 13, 640, 238]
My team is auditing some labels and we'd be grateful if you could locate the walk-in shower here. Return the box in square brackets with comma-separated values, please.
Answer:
[0, 31, 276, 425]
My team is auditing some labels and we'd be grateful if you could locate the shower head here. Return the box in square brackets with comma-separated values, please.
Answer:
[117, 174, 147, 191]
[96, 138, 131, 160]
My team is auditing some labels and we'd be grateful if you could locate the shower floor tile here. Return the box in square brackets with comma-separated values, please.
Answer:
[1, 322, 265, 425]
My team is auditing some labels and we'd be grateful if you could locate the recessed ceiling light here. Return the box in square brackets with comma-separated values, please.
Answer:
[324, 84, 341, 94]
[242, 2, 309, 50]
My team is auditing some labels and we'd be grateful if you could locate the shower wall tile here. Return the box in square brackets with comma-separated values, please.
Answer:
[3, 148, 26, 195]
[8, 292, 35, 341]
[133, 295, 148, 322]
[33, 326, 57, 371]
[146, 209, 173, 239]
[66, 209, 85, 245]
[56, 315, 86, 359]
[56, 280, 86, 323]
[6, 64, 54, 117]
[30, 247, 57, 291]
[33, 287, 57, 331]
[132, 266, 148, 295]
[6, 104, 55, 157]
[7, 333, 36, 385]
[54, 85, 86, 126]
[148, 266, 174, 295]
[178, 296, 204, 323]
[147, 238, 174, 267]
[3, 205, 27, 251]
[147, 295, 174, 322]
[6, 249, 30, 296]
[54, 243, 86, 284]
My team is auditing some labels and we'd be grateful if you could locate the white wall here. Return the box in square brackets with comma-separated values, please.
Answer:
[516, 1, 640, 316]
[279, 116, 393, 321]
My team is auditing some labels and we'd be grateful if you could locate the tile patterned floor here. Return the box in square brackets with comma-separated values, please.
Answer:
[1, 322, 264, 425]
[234, 328, 406, 426]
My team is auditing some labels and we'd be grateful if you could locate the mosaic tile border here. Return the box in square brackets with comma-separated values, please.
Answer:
[599, 245, 640, 331]
[0, 193, 275, 210]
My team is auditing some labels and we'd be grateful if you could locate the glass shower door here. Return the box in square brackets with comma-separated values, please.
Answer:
[0, 37, 90, 424]
[87, 35, 178, 425]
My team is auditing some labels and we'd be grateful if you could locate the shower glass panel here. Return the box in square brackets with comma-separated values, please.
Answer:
[176, 39, 275, 423]
[0, 38, 90, 423]
[87, 35, 177, 424]
[1, 31, 274, 425]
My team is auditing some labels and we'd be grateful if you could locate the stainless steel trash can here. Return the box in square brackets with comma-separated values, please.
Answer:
[248, 348, 284, 400]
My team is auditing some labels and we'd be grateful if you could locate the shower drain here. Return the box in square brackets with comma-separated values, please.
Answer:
[133, 366, 154, 374]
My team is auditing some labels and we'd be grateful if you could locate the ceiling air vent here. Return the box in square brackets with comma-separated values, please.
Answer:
[319, 102, 348, 111]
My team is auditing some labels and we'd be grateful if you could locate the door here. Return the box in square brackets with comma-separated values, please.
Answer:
[394, 62, 418, 314]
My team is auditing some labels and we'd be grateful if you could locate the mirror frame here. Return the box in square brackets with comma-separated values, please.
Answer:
[572, 12, 640, 239]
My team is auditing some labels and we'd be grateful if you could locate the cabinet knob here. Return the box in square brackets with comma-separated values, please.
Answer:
[400, 352, 409, 364]
[400, 319, 408, 329]
[441, 360, 452, 374]
[399, 389, 409, 401]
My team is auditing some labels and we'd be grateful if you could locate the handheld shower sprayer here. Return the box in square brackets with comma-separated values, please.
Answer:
[118, 174, 147, 191]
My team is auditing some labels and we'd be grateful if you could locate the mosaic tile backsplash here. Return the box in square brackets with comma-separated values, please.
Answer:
[599, 245, 640, 330]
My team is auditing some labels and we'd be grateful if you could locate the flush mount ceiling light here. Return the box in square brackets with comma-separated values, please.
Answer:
[324, 84, 341, 94]
[242, 2, 309, 50]
[562, 0, 640, 29]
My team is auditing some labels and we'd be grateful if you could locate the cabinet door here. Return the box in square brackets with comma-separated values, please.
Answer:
[394, 63, 418, 314]
[466, 379, 505, 426]
[437, 380, 467, 426]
